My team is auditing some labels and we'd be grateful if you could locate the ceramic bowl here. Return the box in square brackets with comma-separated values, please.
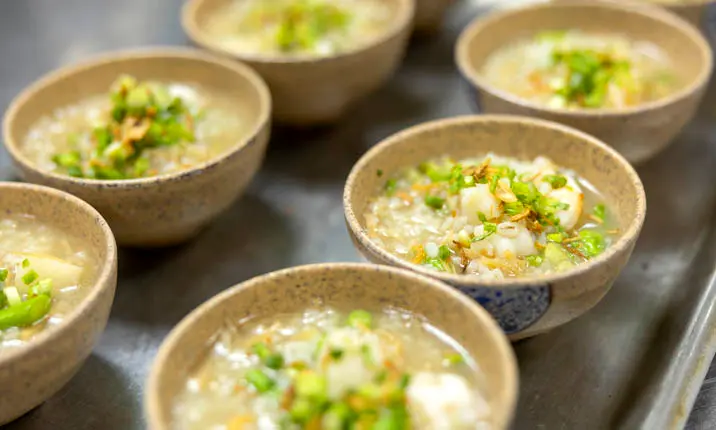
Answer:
[3, 48, 272, 247]
[567, 0, 716, 28]
[343, 115, 646, 339]
[660, 1, 715, 27]
[145, 263, 518, 429]
[414, 0, 455, 34]
[0, 182, 117, 424]
[182, 0, 414, 126]
[456, 0, 713, 164]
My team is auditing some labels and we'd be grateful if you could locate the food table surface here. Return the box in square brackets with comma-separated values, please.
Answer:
[2, 0, 716, 429]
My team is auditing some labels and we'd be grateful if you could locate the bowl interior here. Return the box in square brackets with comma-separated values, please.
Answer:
[459, 1, 710, 108]
[184, 0, 410, 62]
[5, 49, 268, 173]
[0, 183, 115, 358]
[148, 264, 517, 429]
[345, 115, 645, 284]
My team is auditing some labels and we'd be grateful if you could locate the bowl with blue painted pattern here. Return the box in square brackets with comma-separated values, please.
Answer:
[343, 115, 646, 339]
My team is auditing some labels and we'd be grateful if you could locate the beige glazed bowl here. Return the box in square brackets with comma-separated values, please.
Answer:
[456, 0, 713, 164]
[0, 182, 117, 424]
[3, 48, 272, 247]
[660, 0, 716, 27]
[182, 0, 414, 126]
[146, 263, 518, 429]
[344, 115, 647, 339]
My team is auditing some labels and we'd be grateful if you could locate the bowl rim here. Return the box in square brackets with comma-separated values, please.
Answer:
[343, 114, 647, 288]
[181, 0, 416, 65]
[2, 47, 272, 189]
[455, 0, 714, 117]
[145, 262, 519, 430]
[0, 182, 117, 364]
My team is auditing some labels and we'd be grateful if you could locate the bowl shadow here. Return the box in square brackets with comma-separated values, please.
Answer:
[4, 354, 141, 429]
[112, 192, 294, 326]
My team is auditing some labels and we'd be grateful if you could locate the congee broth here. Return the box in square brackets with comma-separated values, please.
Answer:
[0, 214, 96, 351]
[204, 0, 393, 57]
[481, 30, 680, 109]
[365, 154, 618, 280]
[23, 75, 249, 180]
[174, 308, 489, 429]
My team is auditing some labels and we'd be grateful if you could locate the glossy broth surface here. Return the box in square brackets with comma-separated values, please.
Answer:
[481, 30, 680, 110]
[23, 77, 250, 180]
[173, 308, 490, 429]
[365, 154, 618, 279]
[0, 214, 96, 351]
[204, 0, 394, 58]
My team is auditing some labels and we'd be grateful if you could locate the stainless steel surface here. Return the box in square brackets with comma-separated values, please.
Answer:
[1, 1, 716, 429]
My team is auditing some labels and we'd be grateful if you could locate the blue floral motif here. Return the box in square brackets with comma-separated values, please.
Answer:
[459, 285, 551, 335]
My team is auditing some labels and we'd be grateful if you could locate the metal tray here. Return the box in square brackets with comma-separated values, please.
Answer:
[2, 0, 716, 429]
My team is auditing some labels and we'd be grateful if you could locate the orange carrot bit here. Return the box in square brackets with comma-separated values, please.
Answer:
[395, 191, 413, 203]
[226, 414, 255, 430]
[411, 183, 434, 192]
[411, 245, 426, 264]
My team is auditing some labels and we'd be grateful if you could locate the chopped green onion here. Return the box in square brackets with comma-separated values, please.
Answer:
[329, 348, 344, 361]
[52, 151, 82, 168]
[398, 373, 411, 389]
[511, 181, 540, 204]
[547, 233, 564, 243]
[0, 269, 7, 283]
[374, 406, 409, 430]
[21, 259, 30, 269]
[265, 353, 284, 370]
[419, 162, 452, 182]
[295, 371, 327, 399]
[360, 344, 374, 366]
[252, 342, 284, 369]
[426, 258, 447, 272]
[575, 229, 606, 258]
[377, 169, 383, 177]
[424, 195, 445, 210]
[31, 279, 53, 297]
[0, 294, 52, 330]
[347, 309, 372, 329]
[504, 201, 525, 216]
[437, 245, 451, 260]
[245, 369, 275, 393]
[542, 174, 567, 189]
[22, 270, 39, 285]
[322, 402, 353, 430]
[473, 222, 497, 242]
[443, 353, 464, 366]
[525, 255, 544, 267]
[384, 179, 397, 196]
[593, 203, 606, 221]
[289, 397, 316, 423]
[252, 342, 271, 360]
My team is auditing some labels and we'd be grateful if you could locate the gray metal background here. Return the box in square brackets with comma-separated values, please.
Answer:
[1, 0, 716, 428]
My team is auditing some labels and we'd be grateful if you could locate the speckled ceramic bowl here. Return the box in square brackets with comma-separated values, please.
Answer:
[343, 115, 646, 339]
[0, 182, 117, 424]
[559, 0, 716, 29]
[145, 263, 518, 429]
[182, 0, 413, 126]
[659, 0, 716, 27]
[456, 0, 713, 164]
[414, 0, 455, 33]
[3, 48, 271, 247]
